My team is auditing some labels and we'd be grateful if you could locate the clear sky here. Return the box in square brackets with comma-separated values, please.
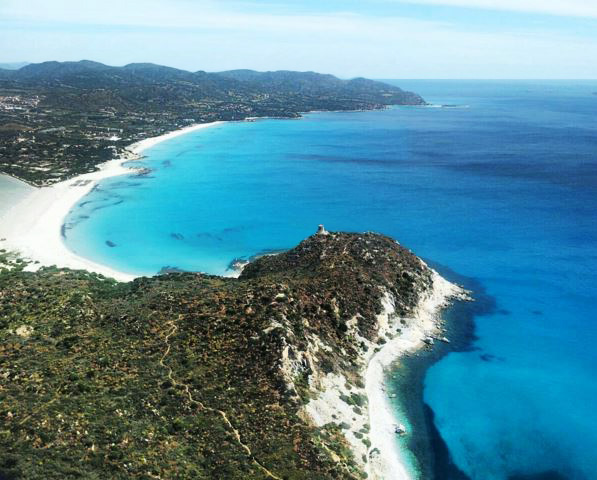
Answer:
[2, 0, 597, 78]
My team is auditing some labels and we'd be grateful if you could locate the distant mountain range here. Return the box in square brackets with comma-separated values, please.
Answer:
[217, 68, 424, 103]
[0, 60, 425, 185]
[0, 60, 424, 106]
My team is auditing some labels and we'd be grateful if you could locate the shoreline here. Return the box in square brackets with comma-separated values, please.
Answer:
[389, 301, 476, 480]
[0, 121, 224, 282]
[388, 266, 489, 479]
[365, 270, 466, 479]
[303, 266, 467, 479]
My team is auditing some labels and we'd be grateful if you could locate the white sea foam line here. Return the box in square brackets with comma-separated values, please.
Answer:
[0, 122, 224, 282]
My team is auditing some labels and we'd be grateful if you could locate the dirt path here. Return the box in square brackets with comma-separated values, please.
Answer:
[159, 317, 282, 480]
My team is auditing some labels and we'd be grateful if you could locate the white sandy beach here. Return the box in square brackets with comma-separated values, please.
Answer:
[365, 271, 464, 479]
[0, 121, 223, 282]
[304, 268, 465, 480]
[0, 175, 34, 216]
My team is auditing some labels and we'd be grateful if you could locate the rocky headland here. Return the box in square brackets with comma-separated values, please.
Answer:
[0, 231, 464, 479]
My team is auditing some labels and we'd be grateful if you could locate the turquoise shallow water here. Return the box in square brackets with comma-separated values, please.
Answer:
[64, 81, 597, 479]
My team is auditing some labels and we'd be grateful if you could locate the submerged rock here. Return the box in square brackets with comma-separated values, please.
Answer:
[227, 257, 250, 272]
[394, 423, 407, 435]
[157, 265, 186, 275]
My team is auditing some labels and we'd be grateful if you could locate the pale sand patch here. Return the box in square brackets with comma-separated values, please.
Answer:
[0, 122, 224, 282]
[0, 175, 34, 216]
[15, 325, 33, 338]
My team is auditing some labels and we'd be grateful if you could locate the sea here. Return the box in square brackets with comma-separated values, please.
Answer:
[63, 80, 597, 480]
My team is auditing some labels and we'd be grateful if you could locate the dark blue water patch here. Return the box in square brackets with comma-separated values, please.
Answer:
[479, 353, 505, 363]
[88, 199, 124, 214]
[426, 260, 498, 330]
[509, 471, 568, 480]
[290, 153, 398, 167]
[222, 226, 245, 234]
[194, 226, 247, 242]
[196, 232, 224, 241]
[63, 215, 90, 232]
[387, 267, 490, 479]
[424, 404, 470, 480]
[442, 160, 597, 189]
[64, 188, 130, 236]
[106, 180, 144, 188]
[76, 188, 126, 211]
[173, 146, 203, 158]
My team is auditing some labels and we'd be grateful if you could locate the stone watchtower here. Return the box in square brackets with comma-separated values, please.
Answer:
[317, 224, 329, 235]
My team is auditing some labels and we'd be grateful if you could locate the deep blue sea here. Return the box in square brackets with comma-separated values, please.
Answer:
[64, 80, 597, 479]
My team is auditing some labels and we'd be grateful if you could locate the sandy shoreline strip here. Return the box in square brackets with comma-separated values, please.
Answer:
[303, 267, 465, 480]
[365, 270, 465, 479]
[0, 175, 34, 216]
[0, 121, 224, 282]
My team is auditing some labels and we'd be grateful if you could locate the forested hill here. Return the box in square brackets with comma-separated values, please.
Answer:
[1, 62, 422, 105]
[0, 61, 424, 186]
[217, 69, 424, 105]
[0, 61, 422, 106]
